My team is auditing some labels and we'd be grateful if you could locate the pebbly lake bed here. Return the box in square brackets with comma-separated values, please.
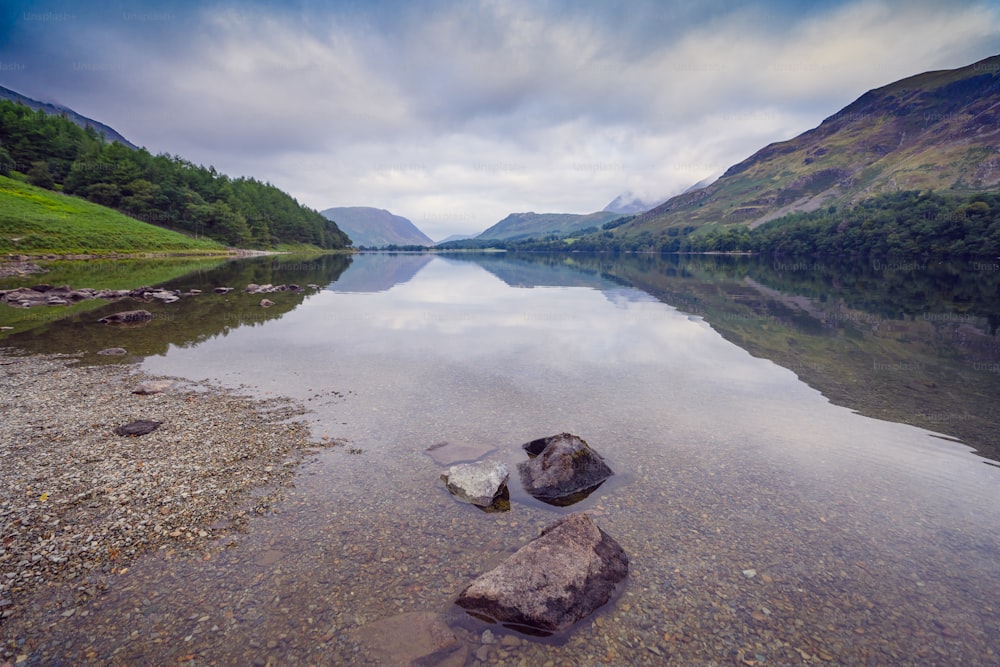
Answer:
[2, 252, 1000, 665]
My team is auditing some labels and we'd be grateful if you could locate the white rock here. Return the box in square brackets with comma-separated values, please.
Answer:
[442, 460, 509, 507]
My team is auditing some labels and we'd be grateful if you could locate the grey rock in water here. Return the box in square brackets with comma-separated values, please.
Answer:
[442, 460, 509, 507]
[259, 298, 274, 308]
[114, 420, 162, 436]
[213, 287, 233, 294]
[456, 512, 629, 633]
[96, 347, 128, 356]
[518, 433, 613, 505]
[98, 309, 154, 325]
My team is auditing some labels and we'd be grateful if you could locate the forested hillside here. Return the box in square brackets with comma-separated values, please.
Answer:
[0, 100, 350, 250]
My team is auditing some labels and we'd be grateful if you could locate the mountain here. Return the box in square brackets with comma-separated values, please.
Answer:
[603, 192, 665, 214]
[320, 207, 433, 248]
[611, 54, 1000, 240]
[0, 85, 136, 148]
[476, 210, 622, 241]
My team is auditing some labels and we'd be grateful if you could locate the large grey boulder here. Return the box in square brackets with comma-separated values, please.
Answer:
[441, 460, 509, 507]
[518, 433, 613, 505]
[455, 512, 629, 633]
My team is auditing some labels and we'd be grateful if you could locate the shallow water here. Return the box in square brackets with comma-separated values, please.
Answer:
[8, 253, 1000, 664]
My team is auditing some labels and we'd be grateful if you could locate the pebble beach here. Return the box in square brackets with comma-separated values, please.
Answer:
[0, 350, 327, 665]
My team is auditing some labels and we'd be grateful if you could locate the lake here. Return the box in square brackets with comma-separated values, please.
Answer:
[3, 252, 1000, 664]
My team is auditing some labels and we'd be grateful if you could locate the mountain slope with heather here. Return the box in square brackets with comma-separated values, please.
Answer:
[608, 54, 1000, 243]
[476, 210, 622, 241]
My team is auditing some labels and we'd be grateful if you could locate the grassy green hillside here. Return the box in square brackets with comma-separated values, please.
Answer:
[0, 175, 227, 255]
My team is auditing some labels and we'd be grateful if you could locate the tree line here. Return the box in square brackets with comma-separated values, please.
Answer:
[438, 191, 1000, 257]
[0, 100, 350, 250]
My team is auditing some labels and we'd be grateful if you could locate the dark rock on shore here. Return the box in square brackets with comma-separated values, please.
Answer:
[114, 420, 162, 436]
[455, 512, 629, 634]
[518, 433, 614, 506]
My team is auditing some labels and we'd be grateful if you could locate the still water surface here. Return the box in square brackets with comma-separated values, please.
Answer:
[7, 253, 1000, 664]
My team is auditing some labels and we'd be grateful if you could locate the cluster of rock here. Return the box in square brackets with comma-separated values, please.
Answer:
[437, 433, 613, 511]
[0, 285, 149, 308]
[433, 433, 628, 637]
[0, 282, 322, 311]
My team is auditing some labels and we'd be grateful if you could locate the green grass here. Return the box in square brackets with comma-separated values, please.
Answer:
[0, 175, 227, 255]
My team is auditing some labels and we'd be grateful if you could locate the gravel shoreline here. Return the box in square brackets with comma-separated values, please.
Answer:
[0, 350, 331, 660]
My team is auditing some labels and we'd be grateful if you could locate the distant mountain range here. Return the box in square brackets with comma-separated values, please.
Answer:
[476, 210, 622, 241]
[611, 54, 1000, 240]
[320, 207, 434, 248]
[0, 85, 136, 148]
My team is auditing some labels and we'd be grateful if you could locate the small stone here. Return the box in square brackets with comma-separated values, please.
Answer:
[114, 420, 162, 437]
[742, 569, 757, 579]
[260, 298, 274, 308]
[482, 629, 496, 644]
[96, 348, 128, 356]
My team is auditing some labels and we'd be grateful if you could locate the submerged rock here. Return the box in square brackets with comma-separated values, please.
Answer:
[350, 611, 468, 667]
[456, 512, 629, 634]
[518, 433, 613, 505]
[96, 347, 128, 356]
[98, 309, 154, 325]
[442, 460, 509, 507]
[425, 441, 497, 466]
[259, 298, 274, 308]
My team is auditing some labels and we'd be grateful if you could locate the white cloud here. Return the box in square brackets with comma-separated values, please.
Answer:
[7, 0, 997, 240]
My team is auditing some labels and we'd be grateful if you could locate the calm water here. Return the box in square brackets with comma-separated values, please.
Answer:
[4, 253, 1000, 664]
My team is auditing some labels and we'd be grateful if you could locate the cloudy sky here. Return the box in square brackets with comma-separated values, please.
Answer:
[2, 0, 998, 240]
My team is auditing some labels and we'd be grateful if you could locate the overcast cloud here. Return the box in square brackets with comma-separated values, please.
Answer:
[2, 0, 998, 240]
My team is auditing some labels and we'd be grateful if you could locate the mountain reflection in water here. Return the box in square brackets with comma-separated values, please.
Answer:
[3, 252, 999, 665]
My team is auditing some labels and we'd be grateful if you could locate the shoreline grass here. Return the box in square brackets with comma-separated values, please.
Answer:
[0, 175, 228, 256]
